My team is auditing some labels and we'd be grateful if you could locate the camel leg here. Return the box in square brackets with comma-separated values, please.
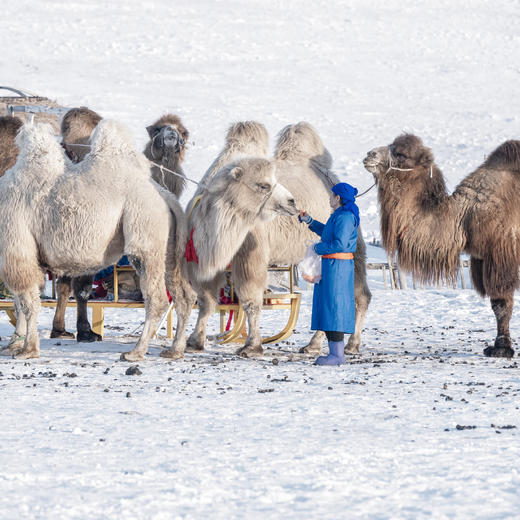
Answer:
[185, 289, 216, 352]
[484, 294, 515, 358]
[121, 260, 167, 362]
[73, 275, 101, 342]
[345, 282, 372, 355]
[231, 240, 268, 359]
[161, 278, 197, 359]
[185, 274, 223, 352]
[50, 276, 75, 339]
[236, 297, 264, 358]
[13, 286, 41, 360]
[299, 330, 325, 355]
[1, 296, 27, 353]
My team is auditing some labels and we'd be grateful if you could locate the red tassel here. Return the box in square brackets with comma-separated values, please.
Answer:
[226, 310, 234, 331]
[185, 227, 199, 263]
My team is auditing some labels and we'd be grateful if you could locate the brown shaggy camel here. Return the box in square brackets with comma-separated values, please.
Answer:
[177, 121, 371, 358]
[364, 134, 520, 358]
[143, 114, 189, 198]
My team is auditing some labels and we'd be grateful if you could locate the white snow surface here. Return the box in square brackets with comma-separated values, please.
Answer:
[1, 1, 520, 518]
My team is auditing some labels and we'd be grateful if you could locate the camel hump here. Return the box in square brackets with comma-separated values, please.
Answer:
[274, 121, 332, 168]
[225, 121, 268, 152]
[15, 122, 64, 166]
[89, 119, 136, 158]
[483, 140, 520, 173]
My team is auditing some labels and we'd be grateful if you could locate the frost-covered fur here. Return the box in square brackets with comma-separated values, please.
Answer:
[188, 157, 298, 282]
[160, 122, 301, 359]
[173, 121, 371, 359]
[195, 121, 270, 195]
[364, 134, 520, 358]
[0, 120, 190, 360]
[143, 114, 189, 198]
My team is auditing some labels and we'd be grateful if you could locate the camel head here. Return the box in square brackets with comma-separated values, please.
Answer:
[146, 114, 189, 162]
[61, 107, 102, 163]
[363, 134, 435, 184]
[15, 122, 65, 171]
[210, 157, 298, 221]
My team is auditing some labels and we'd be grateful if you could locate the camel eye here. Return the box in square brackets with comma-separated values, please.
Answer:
[395, 152, 406, 159]
[257, 183, 271, 191]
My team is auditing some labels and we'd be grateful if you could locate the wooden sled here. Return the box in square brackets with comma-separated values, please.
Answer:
[0, 265, 302, 344]
[216, 265, 302, 344]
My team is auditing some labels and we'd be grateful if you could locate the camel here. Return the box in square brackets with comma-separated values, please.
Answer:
[160, 152, 301, 359]
[50, 107, 104, 342]
[51, 109, 191, 342]
[143, 114, 189, 198]
[363, 133, 520, 358]
[0, 119, 190, 360]
[167, 121, 371, 359]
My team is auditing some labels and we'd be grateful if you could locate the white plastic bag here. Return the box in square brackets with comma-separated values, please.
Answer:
[298, 243, 322, 284]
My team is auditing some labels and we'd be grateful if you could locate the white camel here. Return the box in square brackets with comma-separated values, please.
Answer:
[0, 120, 191, 360]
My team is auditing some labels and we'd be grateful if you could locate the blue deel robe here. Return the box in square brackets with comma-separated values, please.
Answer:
[308, 206, 358, 333]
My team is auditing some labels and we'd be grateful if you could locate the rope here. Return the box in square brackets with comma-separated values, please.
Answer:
[386, 150, 414, 173]
[61, 142, 200, 186]
[355, 182, 376, 198]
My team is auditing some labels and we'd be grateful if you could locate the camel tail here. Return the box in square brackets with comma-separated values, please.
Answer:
[483, 140, 520, 174]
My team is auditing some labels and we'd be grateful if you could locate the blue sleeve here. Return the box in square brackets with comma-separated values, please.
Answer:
[314, 213, 356, 255]
[308, 219, 325, 236]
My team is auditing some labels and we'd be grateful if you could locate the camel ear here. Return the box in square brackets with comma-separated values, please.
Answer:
[230, 166, 243, 180]
[419, 148, 434, 167]
[146, 125, 157, 138]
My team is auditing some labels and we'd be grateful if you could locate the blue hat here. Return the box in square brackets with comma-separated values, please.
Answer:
[332, 182, 358, 202]
[332, 182, 359, 226]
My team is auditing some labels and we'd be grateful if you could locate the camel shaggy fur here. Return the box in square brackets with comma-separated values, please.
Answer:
[50, 107, 104, 343]
[143, 114, 189, 198]
[160, 152, 300, 359]
[364, 133, 520, 358]
[0, 119, 190, 360]
[170, 121, 371, 358]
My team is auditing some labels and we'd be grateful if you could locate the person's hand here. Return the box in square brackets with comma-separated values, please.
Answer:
[298, 210, 312, 224]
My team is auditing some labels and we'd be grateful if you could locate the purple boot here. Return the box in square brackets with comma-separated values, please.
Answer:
[315, 341, 346, 366]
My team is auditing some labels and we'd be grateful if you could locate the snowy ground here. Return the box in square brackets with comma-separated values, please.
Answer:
[1, 0, 520, 518]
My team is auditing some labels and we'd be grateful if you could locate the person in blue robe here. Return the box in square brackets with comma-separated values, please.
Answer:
[298, 182, 359, 365]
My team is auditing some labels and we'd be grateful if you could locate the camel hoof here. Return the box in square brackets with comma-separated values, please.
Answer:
[483, 346, 515, 358]
[345, 344, 360, 355]
[299, 344, 322, 355]
[2, 334, 25, 352]
[160, 349, 184, 360]
[76, 329, 102, 343]
[120, 350, 145, 362]
[185, 342, 205, 353]
[50, 329, 75, 340]
[13, 348, 39, 360]
[236, 344, 263, 358]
